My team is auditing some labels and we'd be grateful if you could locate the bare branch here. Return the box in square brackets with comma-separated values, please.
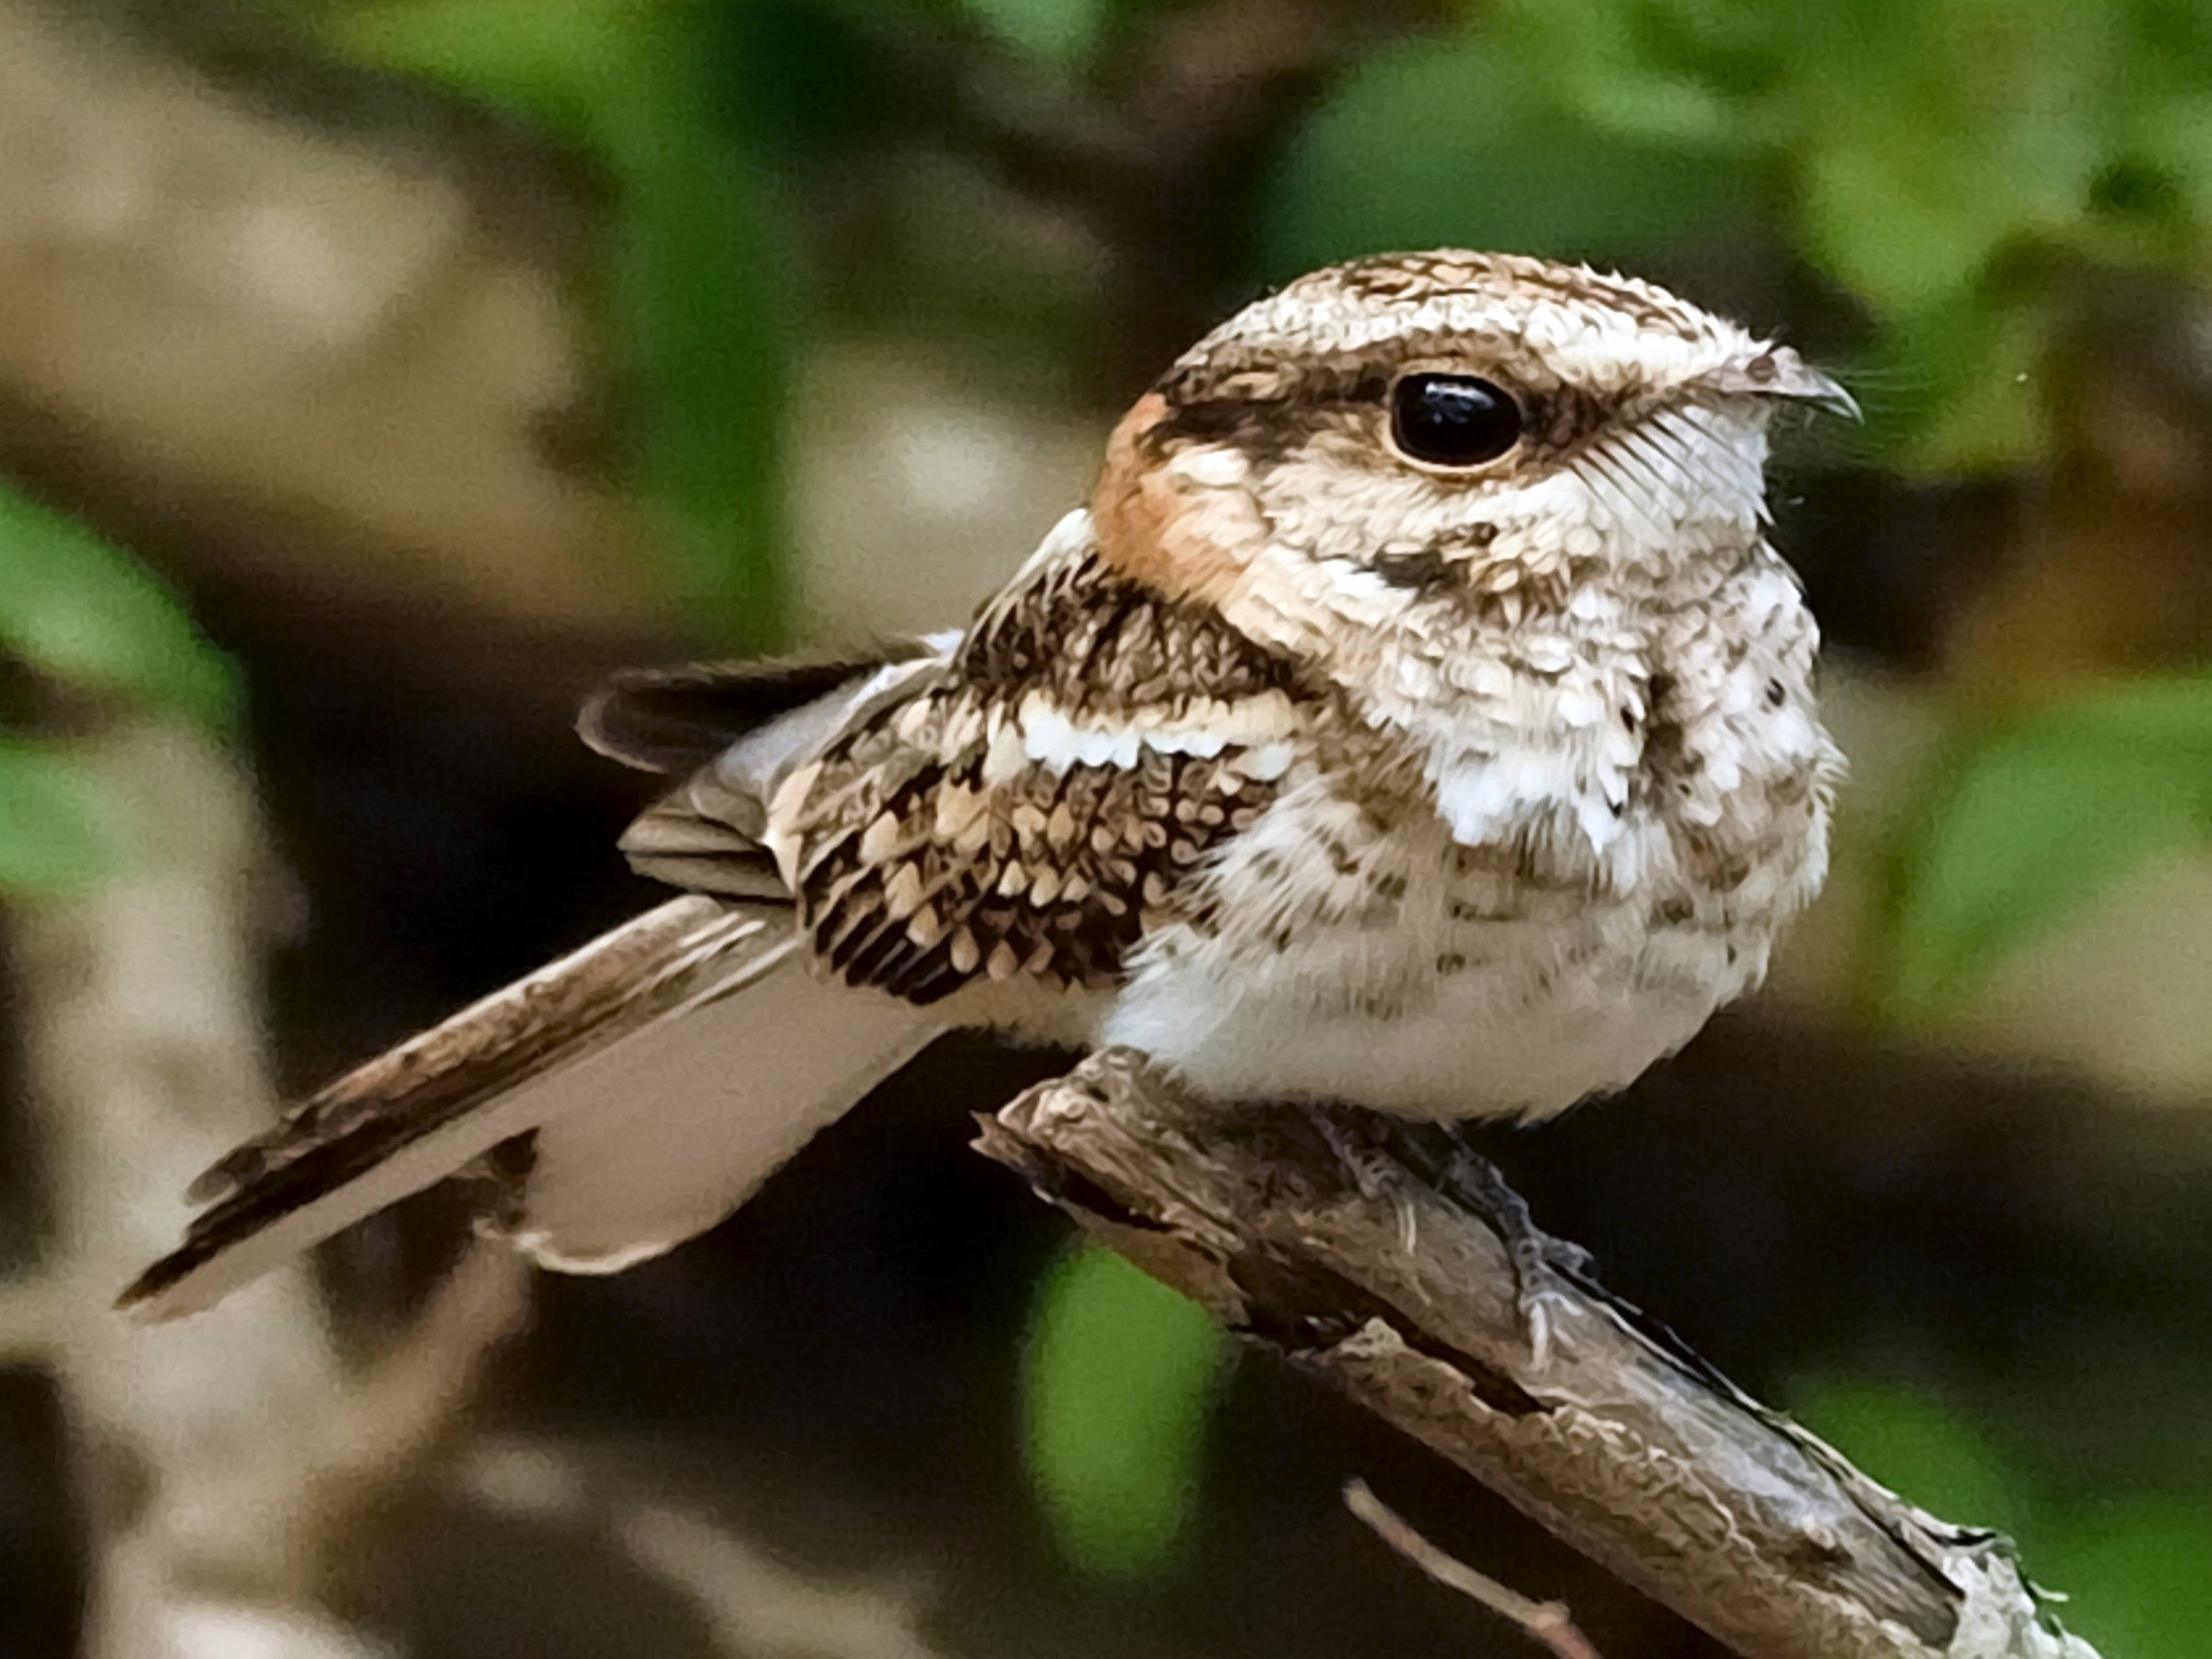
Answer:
[10, 720, 378, 1657]
[458, 1438, 962, 1659]
[13, 723, 524, 1646]
[266, 1241, 534, 1586]
[976, 1050, 2103, 1659]
[1345, 1478, 1604, 1659]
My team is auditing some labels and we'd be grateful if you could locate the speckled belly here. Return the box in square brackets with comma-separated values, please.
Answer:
[1098, 796, 1788, 1118]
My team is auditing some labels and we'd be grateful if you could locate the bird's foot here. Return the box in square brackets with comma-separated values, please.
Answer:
[1440, 1146, 1587, 1371]
[1312, 1110, 1424, 1258]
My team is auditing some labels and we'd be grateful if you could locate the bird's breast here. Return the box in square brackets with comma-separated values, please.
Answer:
[1099, 788, 1790, 1116]
[1097, 556, 1838, 1116]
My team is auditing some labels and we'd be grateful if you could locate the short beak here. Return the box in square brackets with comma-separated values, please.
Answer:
[1702, 347, 1859, 419]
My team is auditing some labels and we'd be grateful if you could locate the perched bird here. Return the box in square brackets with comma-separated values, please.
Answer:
[124, 251, 1850, 1321]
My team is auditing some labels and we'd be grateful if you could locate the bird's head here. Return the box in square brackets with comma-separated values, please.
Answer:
[1090, 251, 1850, 668]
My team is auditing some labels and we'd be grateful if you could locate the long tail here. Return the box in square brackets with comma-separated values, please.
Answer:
[121, 897, 940, 1321]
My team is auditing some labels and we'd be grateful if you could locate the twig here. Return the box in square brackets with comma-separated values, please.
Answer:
[457, 1437, 961, 1659]
[1345, 1478, 1604, 1659]
[976, 1049, 2103, 1659]
[272, 1241, 534, 1585]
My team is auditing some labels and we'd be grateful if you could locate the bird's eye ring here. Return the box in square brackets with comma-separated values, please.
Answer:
[1388, 374, 1524, 469]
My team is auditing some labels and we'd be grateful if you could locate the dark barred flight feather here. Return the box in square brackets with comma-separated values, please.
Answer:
[580, 644, 939, 776]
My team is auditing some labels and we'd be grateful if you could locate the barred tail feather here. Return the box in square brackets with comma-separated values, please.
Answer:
[488, 960, 938, 1273]
[121, 898, 937, 1320]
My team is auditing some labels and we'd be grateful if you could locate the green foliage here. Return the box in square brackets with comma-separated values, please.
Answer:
[1787, 1, 2112, 312]
[1868, 677, 2212, 1022]
[2039, 1503, 2212, 1659]
[1278, 0, 2212, 474]
[965, 0, 1112, 71]
[1272, 37, 1764, 276]
[0, 485, 233, 896]
[1794, 1376, 2035, 1531]
[0, 489, 234, 732]
[1848, 278, 2053, 474]
[0, 741, 125, 896]
[326, 0, 645, 117]
[1021, 1242, 1231, 1579]
[1795, 1375, 2212, 1658]
[602, 33, 790, 650]
[331, 0, 790, 648]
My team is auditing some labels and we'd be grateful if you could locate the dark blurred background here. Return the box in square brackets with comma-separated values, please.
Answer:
[3, 2, 2211, 1655]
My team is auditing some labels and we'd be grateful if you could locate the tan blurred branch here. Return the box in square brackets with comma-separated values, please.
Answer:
[10, 712, 954, 1658]
[978, 1052, 2102, 1659]
[0, 3, 659, 646]
[12, 719, 380, 1656]
[0, 1274, 64, 1363]
[281, 1241, 533, 1592]
[7, 721, 524, 1656]
[459, 1438, 963, 1659]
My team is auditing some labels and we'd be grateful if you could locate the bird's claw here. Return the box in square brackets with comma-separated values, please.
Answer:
[1441, 1146, 1586, 1370]
[1312, 1112, 1587, 1370]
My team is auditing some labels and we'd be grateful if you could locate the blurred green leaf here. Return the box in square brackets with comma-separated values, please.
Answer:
[1849, 283, 2051, 476]
[1795, 1377, 2212, 1655]
[2040, 1503, 2212, 1659]
[1794, 3, 2111, 321]
[1872, 677, 2212, 1022]
[0, 743, 124, 895]
[1500, 0, 1773, 149]
[1792, 1376, 2034, 1533]
[1798, 128, 2018, 324]
[965, 0, 1110, 70]
[603, 29, 791, 649]
[2129, 91, 2212, 235]
[1795, 1380, 2212, 1659]
[331, 0, 648, 124]
[333, 1, 789, 647]
[1270, 36, 1766, 275]
[1022, 1243, 1230, 1579]
[0, 488, 233, 727]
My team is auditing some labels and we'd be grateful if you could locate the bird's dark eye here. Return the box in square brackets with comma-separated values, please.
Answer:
[1388, 374, 1524, 468]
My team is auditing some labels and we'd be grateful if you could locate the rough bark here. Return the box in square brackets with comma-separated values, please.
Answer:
[977, 1050, 2103, 1659]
